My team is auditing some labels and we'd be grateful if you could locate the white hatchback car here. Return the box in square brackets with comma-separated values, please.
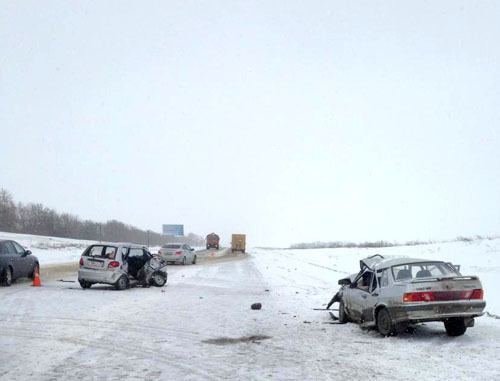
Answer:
[78, 243, 167, 290]
[158, 243, 196, 265]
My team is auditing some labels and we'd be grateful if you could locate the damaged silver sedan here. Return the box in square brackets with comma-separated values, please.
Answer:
[336, 255, 486, 336]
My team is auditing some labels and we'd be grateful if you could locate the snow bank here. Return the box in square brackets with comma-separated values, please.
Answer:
[0, 232, 95, 266]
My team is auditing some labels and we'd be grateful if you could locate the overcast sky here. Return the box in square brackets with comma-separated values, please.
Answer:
[1, 1, 500, 247]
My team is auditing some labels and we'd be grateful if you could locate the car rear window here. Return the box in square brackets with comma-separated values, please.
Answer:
[84, 245, 118, 259]
[0, 242, 10, 255]
[392, 262, 458, 281]
[162, 244, 181, 249]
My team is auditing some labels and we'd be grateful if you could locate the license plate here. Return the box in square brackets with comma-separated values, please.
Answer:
[87, 260, 104, 269]
[436, 306, 460, 314]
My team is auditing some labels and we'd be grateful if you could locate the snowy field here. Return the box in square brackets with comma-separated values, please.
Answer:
[1, 233, 500, 380]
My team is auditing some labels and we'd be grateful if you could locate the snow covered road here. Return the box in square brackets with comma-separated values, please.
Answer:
[1, 239, 500, 380]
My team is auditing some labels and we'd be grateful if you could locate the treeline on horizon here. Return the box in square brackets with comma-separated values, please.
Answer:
[290, 235, 499, 250]
[0, 189, 204, 246]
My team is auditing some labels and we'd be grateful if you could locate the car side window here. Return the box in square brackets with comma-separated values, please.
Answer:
[355, 270, 373, 292]
[182, 244, 188, 250]
[379, 269, 389, 287]
[4, 241, 17, 254]
[0, 242, 9, 255]
[129, 248, 143, 257]
[11, 241, 25, 255]
[119, 247, 129, 258]
[104, 246, 117, 259]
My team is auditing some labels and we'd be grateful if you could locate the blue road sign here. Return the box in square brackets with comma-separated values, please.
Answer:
[162, 224, 184, 236]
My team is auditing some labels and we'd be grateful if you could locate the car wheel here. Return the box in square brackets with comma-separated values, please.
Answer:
[30, 263, 39, 280]
[2, 267, 12, 287]
[377, 308, 395, 336]
[79, 280, 92, 289]
[115, 275, 129, 290]
[182, 257, 186, 265]
[192, 255, 197, 264]
[150, 272, 167, 287]
[444, 318, 467, 336]
[338, 299, 349, 324]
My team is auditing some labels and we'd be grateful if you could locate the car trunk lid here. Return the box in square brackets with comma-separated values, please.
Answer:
[403, 276, 483, 301]
[81, 245, 119, 271]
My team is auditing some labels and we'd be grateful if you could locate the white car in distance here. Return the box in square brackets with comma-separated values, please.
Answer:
[158, 243, 196, 265]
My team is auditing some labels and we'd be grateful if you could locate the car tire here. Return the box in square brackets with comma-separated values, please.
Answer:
[30, 263, 39, 280]
[182, 257, 186, 265]
[444, 318, 467, 336]
[150, 272, 167, 287]
[2, 267, 12, 287]
[192, 255, 197, 264]
[115, 275, 129, 290]
[79, 280, 92, 289]
[377, 308, 395, 336]
[338, 299, 349, 324]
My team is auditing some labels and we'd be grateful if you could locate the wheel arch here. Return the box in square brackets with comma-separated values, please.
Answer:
[374, 303, 389, 323]
[2, 265, 14, 282]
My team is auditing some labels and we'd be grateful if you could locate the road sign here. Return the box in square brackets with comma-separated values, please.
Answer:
[162, 224, 184, 236]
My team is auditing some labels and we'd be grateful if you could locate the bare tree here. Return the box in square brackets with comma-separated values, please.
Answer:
[0, 189, 17, 232]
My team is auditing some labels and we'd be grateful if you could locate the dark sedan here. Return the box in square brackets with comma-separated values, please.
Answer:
[0, 240, 39, 286]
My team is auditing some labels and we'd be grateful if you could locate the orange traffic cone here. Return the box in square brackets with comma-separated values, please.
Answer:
[32, 268, 42, 287]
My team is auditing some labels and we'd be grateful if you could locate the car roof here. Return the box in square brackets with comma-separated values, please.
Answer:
[362, 256, 444, 271]
[88, 242, 145, 248]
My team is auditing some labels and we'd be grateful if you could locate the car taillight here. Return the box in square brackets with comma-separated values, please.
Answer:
[79, 258, 84, 266]
[108, 261, 120, 268]
[404, 289, 484, 302]
[175, 251, 182, 255]
[403, 292, 435, 302]
[470, 289, 483, 299]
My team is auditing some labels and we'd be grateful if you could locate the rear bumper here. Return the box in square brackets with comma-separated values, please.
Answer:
[164, 256, 183, 263]
[78, 268, 122, 285]
[388, 300, 486, 323]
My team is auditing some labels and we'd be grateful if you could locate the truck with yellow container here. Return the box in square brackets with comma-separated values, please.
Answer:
[231, 234, 246, 253]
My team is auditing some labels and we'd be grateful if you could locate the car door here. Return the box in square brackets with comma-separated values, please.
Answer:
[118, 246, 129, 273]
[4, 241, 24, 279]
[359, 272, 381, 324]
[126, 248, 146, 278]
[346, 270, 376, 322]
[185, 245, 193, 261]
[182, 244, 190, 261]
[0, 241, 15, 277]
[11, 241, 33, 277]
